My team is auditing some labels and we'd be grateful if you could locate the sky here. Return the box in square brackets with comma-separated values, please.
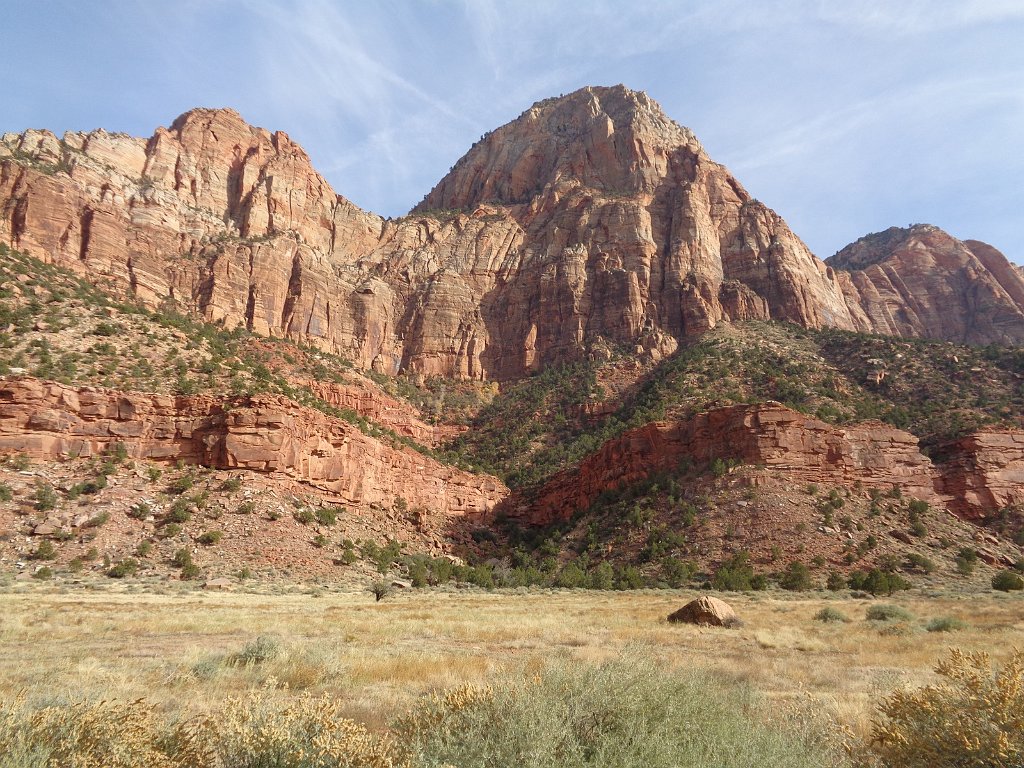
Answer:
[4, 0, 1023, 262]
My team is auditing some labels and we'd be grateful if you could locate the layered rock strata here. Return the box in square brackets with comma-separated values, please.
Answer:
[829, 225, 1024, 345]
[938, 430, 1024, 519]
[4, 87, 1022, 385]
[501, 403, 1023, 527]
[0, 377, 505, 516]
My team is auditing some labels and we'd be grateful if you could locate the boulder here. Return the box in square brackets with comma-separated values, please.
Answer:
[667, 596, 739, 627]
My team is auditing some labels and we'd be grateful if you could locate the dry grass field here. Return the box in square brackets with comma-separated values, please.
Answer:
[1, 578, 1022, 751]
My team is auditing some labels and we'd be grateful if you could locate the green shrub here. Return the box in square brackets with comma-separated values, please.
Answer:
[180, 562, 202, 580]
[197, 530, 223, 546]
[220, 477, 243, 493]
[314, 506, 339, 526]
[81, 511, 109, 529]
[904, 553, 936, 574]
[293, 508, 316, 525]
[554, 562, 588, 589]
[0, 482, 12, 502]
[32, 483, 57, 512]
[712, 551, 757, 591]
[31, 540, 56, 560]
[848, 568, 911, 595]
[168, 474, 194, 494]
[907, 498, 929, 515]
[106, 558, 139, 578]
[135, 541, 153, 558]
[925, 616, 967, 633]
[779, 560, 814, 591]
[814, 607, 850, 623]
[395, 652, 841, 768]
[869, 649, 1024, 767]
[171, 548, 193, 568]
[992, 570, 1024, 591]
[166, 498, 192, 523]
[31, 566, 53, 580]
[866, 604, 913, 622]
[955, 547, 978, 575]
[826, 571, 847, 591]
[127, 501, 152, 520]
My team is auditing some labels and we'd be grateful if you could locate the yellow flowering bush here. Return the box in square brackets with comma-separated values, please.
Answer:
[870, 649, 1024, 768]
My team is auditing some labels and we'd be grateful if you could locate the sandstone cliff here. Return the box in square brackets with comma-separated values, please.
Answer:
[938, 429, 1024, 519]
[2, 87, 1022, 384]
[500, 402, 1024, 528]
[0, 377, 505, 517]
[829, 225, 1024, 345]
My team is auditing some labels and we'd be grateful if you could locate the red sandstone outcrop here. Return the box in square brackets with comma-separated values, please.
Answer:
[938, 429, 1024, 519]
[5, 87, 1021, 386]
[503, 401, 1024, 528]
[0, 377, 505, 517]
[303, 379, 462, 447]
[504, 403, 942, 527]
[829, 225, 1024, 345]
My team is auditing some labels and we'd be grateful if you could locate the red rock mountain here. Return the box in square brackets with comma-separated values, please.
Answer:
[3, 85, 1022, 386]
[828, 225, 1024, 346]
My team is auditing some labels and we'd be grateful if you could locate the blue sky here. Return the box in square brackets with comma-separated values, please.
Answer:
[5, 1, 1023, 261]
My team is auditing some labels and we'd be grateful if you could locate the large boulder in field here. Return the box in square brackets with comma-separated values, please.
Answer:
[667, 596, 738, 627]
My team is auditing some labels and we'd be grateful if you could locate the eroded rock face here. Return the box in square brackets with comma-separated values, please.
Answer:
[302, 379, 463, 447]
[829, 225, 1024, 345]
[501, 402, 1024, 528]
[938, 430, 1024, 519]
[504, 403, 941, 527]
[2, 89, 1022, 384]
[0, 377, 506, 517]
[416, 85, 865, 373]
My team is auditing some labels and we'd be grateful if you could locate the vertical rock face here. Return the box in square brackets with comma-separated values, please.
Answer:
[828, 225, 1024, 345]
[938, 430, 1024, 519]
[417, 85, 865, 376]
[2, 87, 1023, 384]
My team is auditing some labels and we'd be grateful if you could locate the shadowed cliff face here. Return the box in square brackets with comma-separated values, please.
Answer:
[2, 86, 1022, 383]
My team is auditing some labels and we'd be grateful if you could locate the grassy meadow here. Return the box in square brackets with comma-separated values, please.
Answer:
[1, 578, 1023, 765]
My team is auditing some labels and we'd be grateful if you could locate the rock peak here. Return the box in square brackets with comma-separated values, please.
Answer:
[168, 106, 250, 133]
[415, 84, 701, 212]
[828, 224, 954, 271]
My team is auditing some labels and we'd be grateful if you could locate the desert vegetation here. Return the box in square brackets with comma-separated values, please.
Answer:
[0, 583, 1022, 766]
